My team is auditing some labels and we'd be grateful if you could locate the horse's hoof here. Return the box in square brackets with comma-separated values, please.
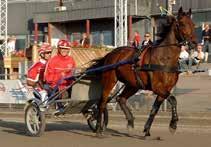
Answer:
[96, 131, 108, 138]
[96, 132, 103, 138]
[169, 126, 177, 135]
[127, 120, 134, 129]
[143, 135, 152, 140]
[127, 125, 135, 136]
[169, 121, 177, 135]
[144, 132, 151, 137]
[143, 129, 151, 137]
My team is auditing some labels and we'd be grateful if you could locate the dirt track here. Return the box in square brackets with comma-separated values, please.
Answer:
[0, 116, 211, 147]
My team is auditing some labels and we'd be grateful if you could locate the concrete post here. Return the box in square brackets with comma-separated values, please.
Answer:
[48, 23, 52, 45]
[86, 19, 90, 37]
[34, 23, 38, 44]
[128, 15, 133, 43]
[32, 45, 38, 63]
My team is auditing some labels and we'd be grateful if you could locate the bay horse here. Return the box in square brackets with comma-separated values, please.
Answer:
[89, 7, 197, 137]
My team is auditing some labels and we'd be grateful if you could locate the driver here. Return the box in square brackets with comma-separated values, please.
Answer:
[44, 39, 76, 115]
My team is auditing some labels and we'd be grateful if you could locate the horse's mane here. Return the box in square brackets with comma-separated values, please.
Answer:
[154, 16, 176, 45]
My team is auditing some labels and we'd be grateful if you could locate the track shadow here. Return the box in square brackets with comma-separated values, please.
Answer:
[105, 128, 163, 141]
[173, 88, 199, 96]
[46, 120, 96, 137]
[0, 119, 26, 135]
[0, 119, 163, 141]
[0, 119, 94, 137]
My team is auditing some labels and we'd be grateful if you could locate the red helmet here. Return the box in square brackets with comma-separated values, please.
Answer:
[38, 43, 52, 55]
[57, 39, 71, 49]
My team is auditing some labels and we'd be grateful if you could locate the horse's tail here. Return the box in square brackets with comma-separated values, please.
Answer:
[87, 56, 106, 70]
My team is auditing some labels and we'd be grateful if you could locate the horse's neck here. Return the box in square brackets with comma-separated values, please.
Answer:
[153, 24, 181, 63]
[161, 25, 178, 46]
[159, 25, 180, 53]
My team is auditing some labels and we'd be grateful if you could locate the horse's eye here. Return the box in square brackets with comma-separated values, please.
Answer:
[180, 24, 186, 28]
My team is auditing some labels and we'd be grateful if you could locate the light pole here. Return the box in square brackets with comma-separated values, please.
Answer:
[0, 0, 8, 56]
[167, 0, 176, 14]
[114, 0, 128, 47]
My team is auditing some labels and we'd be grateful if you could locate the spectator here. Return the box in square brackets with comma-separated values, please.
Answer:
[202, 24, 211, 62]
[44, 39, 76, 115]
[142, 32, 153, 48]
[80, 33, 90, 48]
[132, 31, 141, 48]
[179, 45, 189, 71]
[189, 44, 205, 66]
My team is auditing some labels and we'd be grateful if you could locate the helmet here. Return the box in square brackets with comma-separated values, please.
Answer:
[57, 39, 71, 49]
[38, 43, 52, 55]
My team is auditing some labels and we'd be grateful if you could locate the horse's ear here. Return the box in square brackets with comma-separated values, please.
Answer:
[178, 7, 183, 16]
[187, 8, 192, 17]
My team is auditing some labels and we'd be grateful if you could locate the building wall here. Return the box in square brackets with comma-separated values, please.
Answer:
[7, 0, 211, 47]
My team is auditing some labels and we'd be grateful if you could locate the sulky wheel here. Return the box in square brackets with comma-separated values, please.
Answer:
[25, 103, 46, 137]
[87, 104, 108, 132]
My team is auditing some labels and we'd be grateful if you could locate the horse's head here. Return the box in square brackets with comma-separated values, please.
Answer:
[176, 7, 197, 49]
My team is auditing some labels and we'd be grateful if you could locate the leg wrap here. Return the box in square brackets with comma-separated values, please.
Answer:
[168, 96, 179, 121]
[144, 99, 162, 130]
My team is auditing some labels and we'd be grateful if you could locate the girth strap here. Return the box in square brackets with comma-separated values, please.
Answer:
[133, 65, 145, 89]
[136, 64, 179, 73]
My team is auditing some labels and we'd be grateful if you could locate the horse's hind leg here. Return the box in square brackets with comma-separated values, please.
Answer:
[96, 71, 117, 136]
[144, 96, 164, 137]
[117, 86, 138, 129]
[167, 95, 179, 134]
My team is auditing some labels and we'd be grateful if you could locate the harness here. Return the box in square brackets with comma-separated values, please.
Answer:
[131, 18, 193, 89]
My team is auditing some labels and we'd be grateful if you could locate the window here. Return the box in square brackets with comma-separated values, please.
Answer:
[102, 31, 113, 46]
[71, 33, 81, 42]
[92, 32, 101, 45]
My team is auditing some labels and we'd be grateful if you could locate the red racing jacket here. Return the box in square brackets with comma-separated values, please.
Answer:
[134, 34, 141, 46]
[27, 59, 46, 86]
[44, 54, 76, 90]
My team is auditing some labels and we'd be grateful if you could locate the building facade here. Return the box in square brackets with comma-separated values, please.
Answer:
[7, 0, 211, 49]
[8, 0, 152, 49]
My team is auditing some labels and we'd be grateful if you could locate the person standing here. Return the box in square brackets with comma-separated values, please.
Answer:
[142, 32, 153, 48]
[44, 39, 76, 114]
[202, 24, 211, 62]
[80, 33, 90, 48]
[132, 31, 141, 48]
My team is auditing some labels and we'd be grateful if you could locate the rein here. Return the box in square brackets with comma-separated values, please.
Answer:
[151, 43, 180, 48]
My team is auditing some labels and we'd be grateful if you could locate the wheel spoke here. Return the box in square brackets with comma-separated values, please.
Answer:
[33, 124, 37, 132]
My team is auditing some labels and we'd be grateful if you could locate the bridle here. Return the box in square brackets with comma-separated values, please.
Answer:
[175, 16, 196, 50]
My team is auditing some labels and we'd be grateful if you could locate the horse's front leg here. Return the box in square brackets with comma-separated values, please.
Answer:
[167, 95, 179, 134]
[143, 96, 164, 137]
